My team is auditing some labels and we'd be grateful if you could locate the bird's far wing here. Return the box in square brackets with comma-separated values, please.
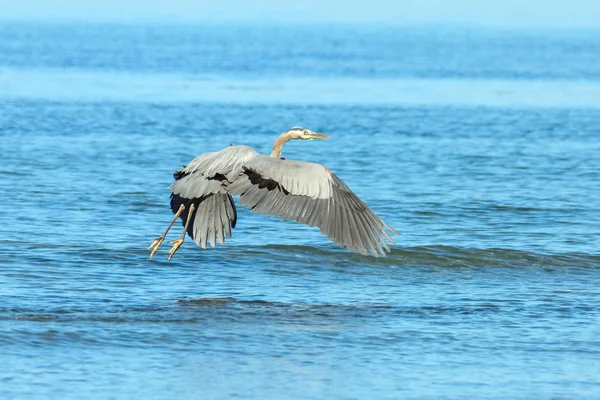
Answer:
[170, 145, 259, 199]
[169, 145, 260, 249]
[227, 155, 399, 257]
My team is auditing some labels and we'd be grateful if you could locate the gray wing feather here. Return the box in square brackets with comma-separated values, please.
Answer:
[227, 155, 398, 257]
[239, 156, 333, 199]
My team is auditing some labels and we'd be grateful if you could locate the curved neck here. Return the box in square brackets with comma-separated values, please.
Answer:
[270, 132, 294, 158]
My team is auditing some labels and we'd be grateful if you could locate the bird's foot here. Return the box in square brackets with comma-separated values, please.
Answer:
[167, 239, 184, 261]
[147, 236, 165, 259]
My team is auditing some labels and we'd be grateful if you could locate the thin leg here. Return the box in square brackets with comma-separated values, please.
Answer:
[168, 203, 195, 261]
[147, 204, 185, 259]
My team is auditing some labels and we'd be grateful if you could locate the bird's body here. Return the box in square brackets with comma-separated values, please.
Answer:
[148, 127, 398, 259]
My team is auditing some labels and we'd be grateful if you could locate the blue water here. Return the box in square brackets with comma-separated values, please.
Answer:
[1, 22, 600, 399]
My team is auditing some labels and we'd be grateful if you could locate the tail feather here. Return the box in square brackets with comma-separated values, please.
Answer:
[169, 192, 237, 247]
[170, 192, 206, 239]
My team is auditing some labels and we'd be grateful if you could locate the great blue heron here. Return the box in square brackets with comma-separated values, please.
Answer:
[148, 127, 399, 260]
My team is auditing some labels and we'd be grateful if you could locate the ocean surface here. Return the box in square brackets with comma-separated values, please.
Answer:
[1, 21, 600, 399]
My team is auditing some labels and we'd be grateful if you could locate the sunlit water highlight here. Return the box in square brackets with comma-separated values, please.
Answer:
[3, 67, 600, 108]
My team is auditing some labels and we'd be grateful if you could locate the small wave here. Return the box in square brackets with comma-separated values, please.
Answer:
[390, 246, 600, 269]
[225, 244, 600, 269]
[0, 170, 28, 176]
[2, 295, 591, 331]
[3, 239, 598, 270]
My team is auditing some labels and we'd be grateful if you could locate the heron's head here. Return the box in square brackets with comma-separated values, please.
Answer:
[286, 126, 329, 141]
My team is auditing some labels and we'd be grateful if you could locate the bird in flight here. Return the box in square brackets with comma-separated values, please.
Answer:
[148, 127, 398, 260]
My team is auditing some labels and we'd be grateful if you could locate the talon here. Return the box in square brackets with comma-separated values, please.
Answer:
[166, 204, 195, 261]
[148, 237, 165, 259]
[147, 204, 186, 260]
[168, 239, 184, 261]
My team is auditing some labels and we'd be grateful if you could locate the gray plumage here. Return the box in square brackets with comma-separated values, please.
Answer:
[165, 128, 399, 257]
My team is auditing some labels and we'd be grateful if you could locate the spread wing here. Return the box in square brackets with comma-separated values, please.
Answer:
[169, 145, 259, 248]
[227, 155, 399, 257]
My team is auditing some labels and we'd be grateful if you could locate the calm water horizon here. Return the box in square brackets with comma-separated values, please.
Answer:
[1, 21, 599, 399]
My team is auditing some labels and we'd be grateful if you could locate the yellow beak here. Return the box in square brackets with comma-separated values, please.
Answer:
[311, 133, 330, 139]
